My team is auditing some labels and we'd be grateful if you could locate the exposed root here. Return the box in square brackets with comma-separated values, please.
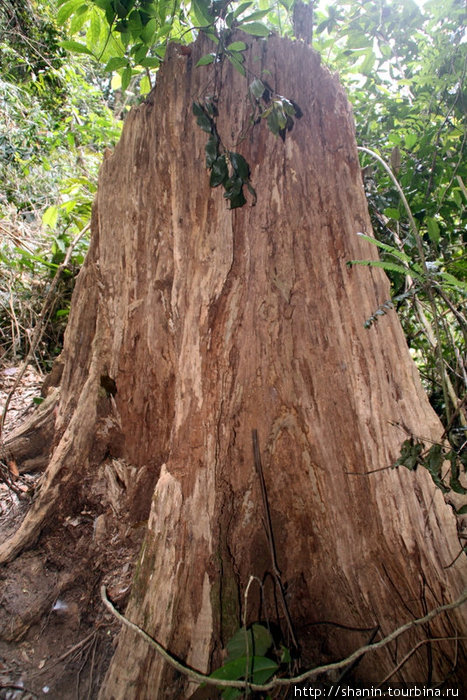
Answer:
[0, 388, 59, 474]
[0, 452, 72, 564]
[0, 364, 102, 564]
[0, 423, 92, 565]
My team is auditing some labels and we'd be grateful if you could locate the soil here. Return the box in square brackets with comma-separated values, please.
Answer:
[0, 366, 142, 699]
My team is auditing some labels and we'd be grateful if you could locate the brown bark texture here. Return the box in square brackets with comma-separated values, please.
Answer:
[2, 33, 466, 695]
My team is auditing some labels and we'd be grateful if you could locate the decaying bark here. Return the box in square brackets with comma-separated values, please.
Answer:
[1, 33, 466, 695]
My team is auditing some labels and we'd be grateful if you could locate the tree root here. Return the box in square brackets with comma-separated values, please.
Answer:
[0, 430, 75, 564]
[0, 375, 99, 565]
[0, 388, 59, 474]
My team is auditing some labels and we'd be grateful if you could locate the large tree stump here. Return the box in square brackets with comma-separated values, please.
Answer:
[1, 34, 465, 696]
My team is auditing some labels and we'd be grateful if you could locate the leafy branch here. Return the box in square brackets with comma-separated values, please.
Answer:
[193, 39, 302, 208]
[353, 147, 467, 429]
[393, 437, 467, 512]
[193, 99, 256, 209]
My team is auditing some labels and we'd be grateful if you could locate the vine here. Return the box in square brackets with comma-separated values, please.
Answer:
[392, 435, 467, 516]
[193, 98, 257, 209]
[101, 584, 467, 693]
[193, 36, 302, 208]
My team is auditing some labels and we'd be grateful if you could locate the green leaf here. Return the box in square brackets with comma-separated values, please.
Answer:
[225, 10, 235, 28]
[226, 41, 247, 52]
[355, 233, 412, 263]
[42, 205, 59, 229]
[192, 102, 204, 117]
[196, 53, 216, 66]
[105, 57, 129, 71]
[393, 439, 423, 471]
[69, 4, 91, 33]
[141, 17, 157, 43]
[280, 645, 291, 664]
[193, 102, 213, 133]
[241, 9, 271, 21]
[140, 56, 161, 67]
[140, 73, 151, 95]
[203, 99, 218, 117]
[205, 136, 219, 168]
[133, 43, 149, 64]
[234, 2, 253, 18]
[226, 189, 247, 209]
[210, 156, 228, 187]
[226, 625, 273, 662]
[281, 98, 296, 117]
[128, 9, 143, 31]
[241, 22, 270, 37]
[384, 207, 401, 221]
[250, 78, 266, 99]
[88, 8, 103, 48]
[227, 54, 246, 77]
[438, 271, 467, 293]
[224, 176, 243, 197]
[448, 452, 467, 495]
[273, 104, 287, 130]
[456, 506, 467, 516]
[57, 0, 85, 25]
[229, 152, 250, 181]
[192, 0, 213, 26]
[114, 0, 129, 19]
[349, 259, 421, 279]
[121, 65, 132, 91]
[423, 444, 450, 493]
[267, 108, 280, 135]
[93, 0, 113, 9]
[210, 655, 278, 683]
[221, 688, 242, 700]
[425, 216, 440, 244]
[360, 50, 376, 75]
[60, 40, 95, 56]
[405, 132, 418, 149]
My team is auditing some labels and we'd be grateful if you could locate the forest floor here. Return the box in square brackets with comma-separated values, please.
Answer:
[0, 366, 137, 699]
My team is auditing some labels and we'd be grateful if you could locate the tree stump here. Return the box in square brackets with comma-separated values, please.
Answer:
[2, 33, 465, 696]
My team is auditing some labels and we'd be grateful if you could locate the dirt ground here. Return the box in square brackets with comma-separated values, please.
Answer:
[0, 365, 142, 699]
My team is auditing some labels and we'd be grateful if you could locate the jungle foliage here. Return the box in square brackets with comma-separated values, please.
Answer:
[1, 0, 466, 445]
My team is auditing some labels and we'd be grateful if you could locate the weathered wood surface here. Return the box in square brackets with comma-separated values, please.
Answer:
[96, 34, 465, 695]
